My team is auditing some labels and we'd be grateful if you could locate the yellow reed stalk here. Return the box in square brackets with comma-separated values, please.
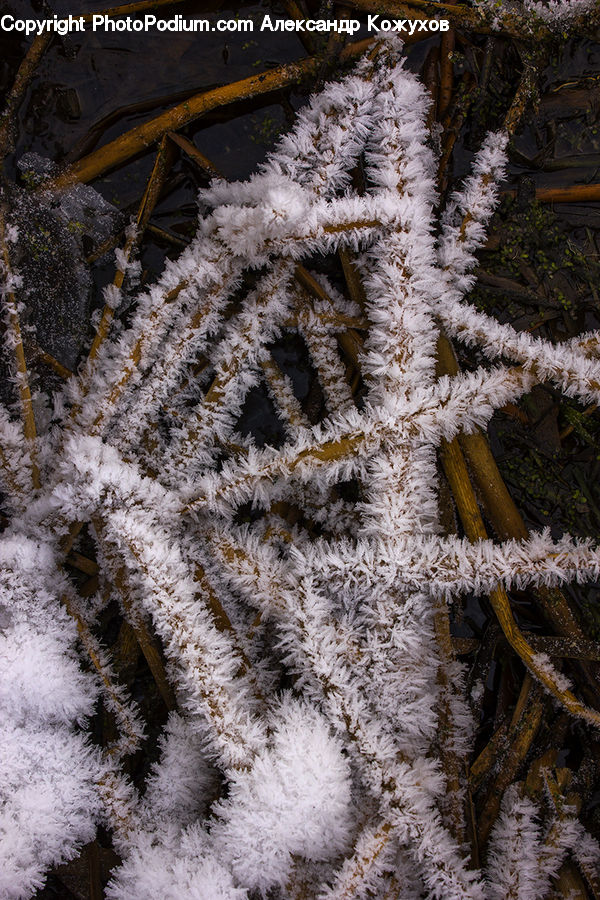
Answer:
[440, 431, 600, 727]
[167, 131, 223, 177]
[86, 135, 175, 369]
[80, 0, 185, 21]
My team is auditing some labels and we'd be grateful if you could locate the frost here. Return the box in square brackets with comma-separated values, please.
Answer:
[530, 652, 573, 693]
[1, 33, 600, 900]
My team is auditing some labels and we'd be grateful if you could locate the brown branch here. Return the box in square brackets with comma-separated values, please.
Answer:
[81, 0, 185, 22]
[45, 39, 378, 190]
[167, 131, 223, 178]
[535, 183, 600, 204]
[281, 0, 320, 55]
[438, 28, 455, 122]
[502, 184, 600, 204]
[440, 428, 600, 728]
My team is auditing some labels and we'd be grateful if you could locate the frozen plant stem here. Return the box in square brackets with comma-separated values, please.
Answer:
[1, 25, 600, 900]
[0, 209, 40, 489]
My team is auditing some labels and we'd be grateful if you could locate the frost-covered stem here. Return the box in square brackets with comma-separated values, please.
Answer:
[209, 529, 362, 661]
[191, 557, 260, 688]
[96, 764, 141, 852]
[574, 843, 600, 897]
[357, 52, 442, 539]
[436, 336, 600, 697]
[292, 275, 365, 532]
[292, 630, 481, 896]
[442, 438, 600, 727]
[92, 519, 177, 712]
[258, 375, 359, 537]
[186, 361, 549, 514]
[62, 590, 144, 759]
[101, 509, 267, 770]
[297, 299, 354, 413]
[440, 432, 600, 727]
[261, 356, 308, 434]
[212, 531, 483, 897]
[484, 764, 594, 896]
[0, 210, 40, 489]
[97, 258, 241, 443]
[70, 274, 188, 426]
[164, 259, 296, 475]
[484, 783, 544, 899]
[0, 401, 34, 510]
[437, 300, 600, 405]
[0, 436, 21, 502]
[319, 820, 397, 900]
[87, 227, 136, 367]
[84, 136, 169, 371]
[185, 423, 371, 514]
[294, 264, 367, 330]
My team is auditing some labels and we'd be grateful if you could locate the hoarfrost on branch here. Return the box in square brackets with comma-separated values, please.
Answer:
[1, 27, 600, 900]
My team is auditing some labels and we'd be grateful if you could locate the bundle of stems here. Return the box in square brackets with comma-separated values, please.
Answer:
[1, 4, 600, 898]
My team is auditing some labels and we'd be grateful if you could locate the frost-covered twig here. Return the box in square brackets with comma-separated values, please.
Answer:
[3, 30, 600, 900]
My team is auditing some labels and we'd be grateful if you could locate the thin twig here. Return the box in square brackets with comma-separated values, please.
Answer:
[45, 39, 379, 190]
